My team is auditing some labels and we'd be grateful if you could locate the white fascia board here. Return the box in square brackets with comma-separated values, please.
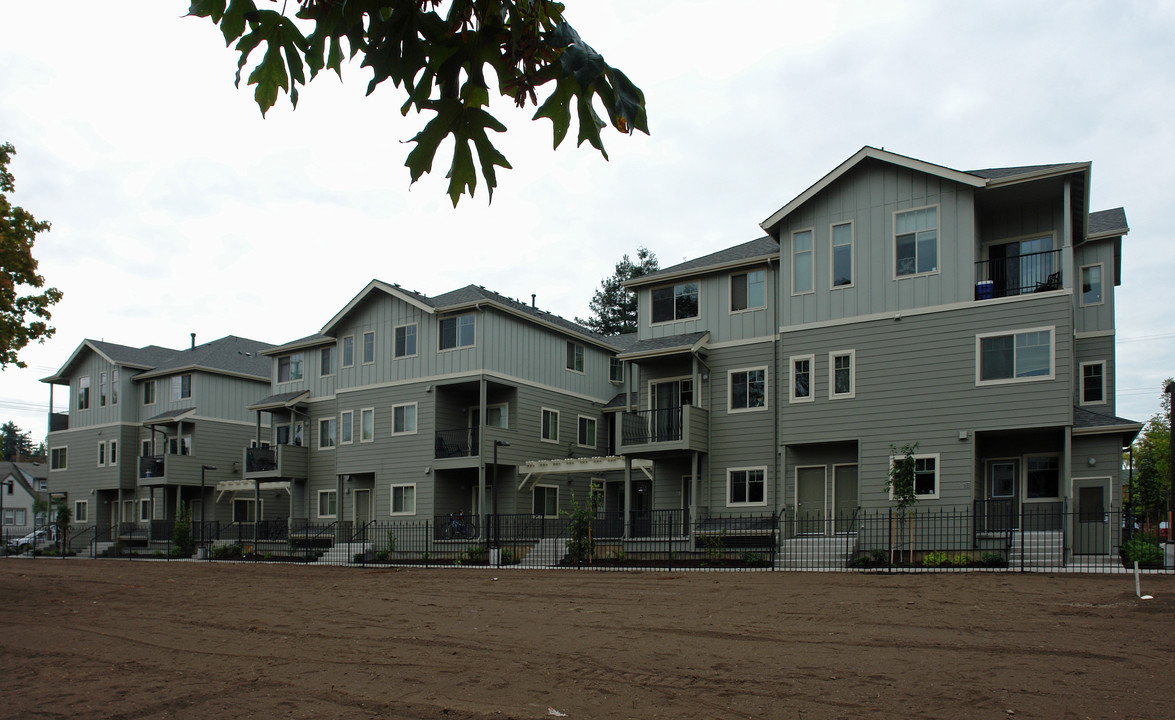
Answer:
[319, 280, 435, 336]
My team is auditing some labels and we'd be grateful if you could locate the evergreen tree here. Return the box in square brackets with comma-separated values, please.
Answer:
[1, 421, 34, 461]
[576, 247, 658, 335]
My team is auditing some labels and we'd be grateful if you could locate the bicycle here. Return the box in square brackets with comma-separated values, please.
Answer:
[441, 511, 478, 540]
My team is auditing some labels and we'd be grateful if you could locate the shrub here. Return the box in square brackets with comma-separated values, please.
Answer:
[922, 551, 950, 567]
[950, 554, 973, 567]
[211, 543, 243, 560]
[1124, 534, 1163, 565]
[741, 551, 768, 567]
[980, 552, 1004, 567]
[500, 548, 518, 565]
[702, 531, 727, 561]
[386, 530, 397, 554]
[172, 505, 194, 557]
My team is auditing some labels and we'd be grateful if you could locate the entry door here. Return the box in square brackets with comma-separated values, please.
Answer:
[353, 490, 371, 524]
[833, 465, 858, 534]
[1075, 480, 1109, 555]
[796, 467, 826, 534]
[651, 379, 690, 441]
[985, 460, 1019, 532]
[631, 479, 652, 537]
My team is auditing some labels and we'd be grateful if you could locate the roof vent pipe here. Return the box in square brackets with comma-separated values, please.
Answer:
[531, 294, 536, 308]
[190, 333, 196, 349]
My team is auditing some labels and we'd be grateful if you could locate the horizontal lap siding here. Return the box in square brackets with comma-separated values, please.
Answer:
[1075, 334, 1115, 413]
[706, 341, 777, 514]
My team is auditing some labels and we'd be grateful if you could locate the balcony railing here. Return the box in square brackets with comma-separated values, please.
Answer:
[246, 447, 277, 473]
[622, 407, 683, 445]
[974, 248, 1062, 299]
[435, 426, 479, 458]
[139, 455, 165, 479]
[49, 412, 69, 432]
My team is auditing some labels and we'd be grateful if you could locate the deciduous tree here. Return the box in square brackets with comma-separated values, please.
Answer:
[576, 246, 657, 335]
[1130, 378, 1171, 524]
[187, 0, 648, 205]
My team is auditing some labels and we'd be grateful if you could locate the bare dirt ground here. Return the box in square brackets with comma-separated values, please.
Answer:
[1, 560, 1171, 720]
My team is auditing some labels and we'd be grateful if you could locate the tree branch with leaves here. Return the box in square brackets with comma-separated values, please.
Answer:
[187, 0, 649, 205]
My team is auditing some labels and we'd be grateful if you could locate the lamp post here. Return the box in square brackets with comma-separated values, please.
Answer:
[492, 440, 510, 549]
[1165, 381, 1174, 546]
[1, 479, 12, 551]
[200, 465, 216, 550]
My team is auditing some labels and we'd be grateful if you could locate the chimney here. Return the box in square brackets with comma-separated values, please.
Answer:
[190, 333, 196, 349]
[531, 294, 536, 308]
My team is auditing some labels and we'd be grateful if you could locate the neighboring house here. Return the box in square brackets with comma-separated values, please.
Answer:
[241, 281, 630, 534]
[41, 336, 274, 532]
[1, 461, 49, 531]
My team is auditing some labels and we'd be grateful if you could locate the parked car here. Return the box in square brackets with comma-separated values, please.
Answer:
[5, 528, 57, 554]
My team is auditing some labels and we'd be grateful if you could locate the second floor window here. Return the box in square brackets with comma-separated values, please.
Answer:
[99, 372, 107, 407]
[1081, 362, 1105, 404]
[730, 369, 767, 411]
[651, 282, 698, 323]
[170, 374, 192, 401]
[895, 206, 938, 277]
[978, 328, 1053, 384]
[320, 346, 335, 376]
[363, 331, 375, 364]
[340, 411, 353, 444]
[731, 270, 765, 311]
[578, 416, 597, 448]
[791, 356, 813, 402]
[278, 353, 304, 382]
[143, 380, 155, 405]
[395, 324, 417, 358]
[1081, 264, 1103, 305]
[609, 357, 624, 384]
[78, 375, 90, 410]
[319, 418, 336, 449]
[566, 341, 585, 372]
[111, 369, 119, 404]
[341, 336, 354, 368]
[541, 408, 559, 442]
[439, 315, 475, 350]
[832, 222, 853, 287]
[50, 447, 67, 470]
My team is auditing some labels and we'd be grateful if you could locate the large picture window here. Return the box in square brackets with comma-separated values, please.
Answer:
[977, 328, 1054, 384]
[439, 315, 475, 349]
[729, 368, 767, 411]
[895, 206, 938, 277]
[892, 454, 939, 499]
[651, 282, 698, 323]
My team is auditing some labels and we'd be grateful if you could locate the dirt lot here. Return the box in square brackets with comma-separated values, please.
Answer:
[1, 560, 1171, 720]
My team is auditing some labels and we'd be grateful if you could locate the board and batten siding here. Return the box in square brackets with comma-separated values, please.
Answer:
[1073, 239, 1116, 334]
[480, 309, 618, 400]
[637, 261, 777, 344]
[146, 372, 269, 425]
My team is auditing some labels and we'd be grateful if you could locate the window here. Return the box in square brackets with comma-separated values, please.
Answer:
[651, 282, 699, 323]
[341, 336, 354, 368]
[109, 440, 118, 465]
[143, 380, 155, 405]
[339, 411, 354, 444]
[790, 355, 814, 403]
[832, 222, 853, 287]
[1081, 264, 1103, 306]
[566, 341, 585, 372]
[731, 270, 765, 311]
[729, 368, 767, 411]
[895, 206, 938, 276]
[112, 369, 119, 404]
[74, 501, 88, 523]
[390, 484, 416, 515]
[50, 447, 67, 470]
[278, 353, 304, 382]
[486, 404, 508, 429]
[233, 498, 259, 522]
[392, 403, 417, 435]
[395, 324, 417, 358]
[1026, 455, 1060, 498]
[318, 418, 337, 449]
[727, 467, 766, 506]
[97, 441, 106, 467]
[541, 408, 559, 443]
[977, 328, 1054, 384]
[439, 315, 475, 349]
[3, 508, 27, 526]
[578, 416, 597, 448]
[792, 229, 813, 294]
[361, 408, 375, 442]
[78, 375, 90, 410]
[320, 346, 336, 376]
[168, 436, 193, 456]
[140, 499, 152, 522]
[317, 490, 337, 518]
[533, 485, 559, 517]
[609, 357, 624, 384]
[892, 454, 939, 499]
[362, 331, 375, 364]
[141, 440, 151, 457]
[99, 371, 107, 406]
[1080, 362, 1105, 405]
[830, 350, 855, 399]
[170, 374, 192, 401]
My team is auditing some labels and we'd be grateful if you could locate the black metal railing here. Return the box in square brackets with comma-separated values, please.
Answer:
[974, 248, 1062, 299]
[434, 426, 479, 458]
[245, 446, 277, 473]
[139, 455, 165, 479]
[620, 407, 683, 446]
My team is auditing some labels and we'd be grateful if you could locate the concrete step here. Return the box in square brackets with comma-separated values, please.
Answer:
[321, 542, 369, 564]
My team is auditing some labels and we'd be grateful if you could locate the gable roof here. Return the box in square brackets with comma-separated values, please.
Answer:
[320, 280, 437, 336]
[41, 339, 178, 384]
[1072, 406, 1143, 445]
[626, 237, 779, 288]
[1087, 207, 1128, 239]
[617, 331, 710, 360]
[132, 336, 274, 382]
[263, 334, 335, 357]
[1, 461, 47, 496]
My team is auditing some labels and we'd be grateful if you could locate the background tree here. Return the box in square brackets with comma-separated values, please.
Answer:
[576, 246, 657, 335]
[1, 421, 36, 461]
[1, 142, 62, 369]
[885, 442, 919, 565]
[1130, 378, 1171, 527]
[188, 0, 648, 206]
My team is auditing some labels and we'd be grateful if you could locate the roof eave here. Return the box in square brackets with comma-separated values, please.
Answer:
[133, 365, 269, 384]
[320, 280, 435, 336]
[982, 162, 1091, 188]
[261, 336, 334, 357]
[442, 299, 620, 352]
[625, 253, 779, 289]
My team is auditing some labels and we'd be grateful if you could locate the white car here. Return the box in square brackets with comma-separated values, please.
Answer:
[5, 528, 57, 554]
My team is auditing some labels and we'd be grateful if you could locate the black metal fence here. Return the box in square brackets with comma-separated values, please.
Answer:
[4, 508, 1170, 574]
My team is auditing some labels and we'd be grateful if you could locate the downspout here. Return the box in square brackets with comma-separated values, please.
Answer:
[692, 349, 713, 520]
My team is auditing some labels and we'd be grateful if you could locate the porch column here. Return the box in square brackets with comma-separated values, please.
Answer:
[478, 377, 488, 539]
[1063, 427, 1073, 565]
[256, 411, 262, 445]
[623, 456, 632, 538]
[690, 451, 699, 526]
[254, 477, 260, 549]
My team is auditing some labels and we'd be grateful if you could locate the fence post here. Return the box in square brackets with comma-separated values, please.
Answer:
[1018, 503, 1025, 573]
[887, 508, 893, 574]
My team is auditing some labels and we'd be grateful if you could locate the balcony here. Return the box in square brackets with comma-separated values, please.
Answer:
[974, 248, 1062, 300]
[435, 426, 479, 459]
[243, 444, 308, 480]
[49, 412, 69, 432]
[137, 454, 202, 486]
[618, 406, 709, 456]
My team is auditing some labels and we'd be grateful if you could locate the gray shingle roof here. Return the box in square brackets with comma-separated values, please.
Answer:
[618, 332, 709, 358]
[636, 237, 778, 284]
[144, 407, 197, 423]
[88, 340, 177, 368]
[248, 390, 310, 410]
[265, 334, 335, 355]
[967, 162, 1082, 180]
[1073, 406, 1140, 430]
[431, 284, 619, 349]
[139, 336, 274, 380]
[1088, 207, 1128, 237]
[604, 392, 635, 410]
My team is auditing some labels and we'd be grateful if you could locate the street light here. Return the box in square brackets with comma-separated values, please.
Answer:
[200, 465, 216, 550]
[492, 441, 510, 549]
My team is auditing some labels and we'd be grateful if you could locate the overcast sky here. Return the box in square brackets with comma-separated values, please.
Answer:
[2, 1, 1173, 440]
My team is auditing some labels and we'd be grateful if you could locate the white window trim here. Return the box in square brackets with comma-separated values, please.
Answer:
[97, 441, 106, 467]
[540, 407, 560, 444]
[362, 331, 376, 365]
[892, 204, 941, 279]
[975, 325, 1056, 386]
[341, 335, 355, 369]
[729, 269, 766, 314]
[485, 402, 509, 429]
[108, 439, 118, 466]
[316, 489, 337, 519]
[143, 380, 156, 406]
[140, 498, 153, 523]
[789, 354, 815, 404]
[394, 323, 418, 359]
[277, 353, 305, 384]
[609, 357, 625, 384]
[1079, 263, 1105, 307]
[1079, 361, 1107, 406]
[390, 483, 417, 516]
[319, 345, 336, 378]
[438, 314, 477, 352]
[728, 366, 769, 413]
[317, 417, 337, 450]
[78, 375, 91, 410]
[791, 227, 815, 296]
[828, 349, 856, 400]
[646, 375, 696, 411]
[1025, 453, 1063, 501]
[533, 484, 560, 518]
[74, 500, 88, 523]
[170, 374, 192, 401]
[649, 282, 700, 326]
[391, 402, 418, 436]
[566, 341, 585, 374]
[339, 410, 354, 445]
[726, 466, 768, 508]
[888, 452, 940, 500]
[577, 415, 598, 449]
[830, 220, 854, 289]
[360, 407, 376, 443]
